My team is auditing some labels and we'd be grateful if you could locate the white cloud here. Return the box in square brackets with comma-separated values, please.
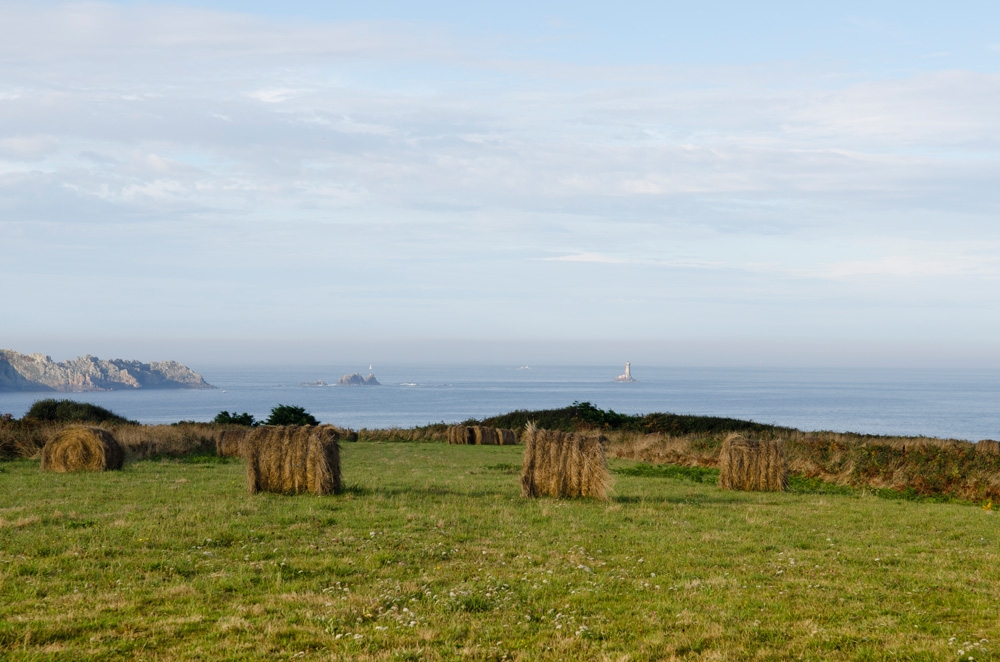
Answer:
[247, 88, 308, 104]
[2, 2, 999, 350]
[540, 252, 630, 264]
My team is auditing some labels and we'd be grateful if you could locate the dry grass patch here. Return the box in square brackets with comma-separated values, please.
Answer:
[216, 428, 249, 458]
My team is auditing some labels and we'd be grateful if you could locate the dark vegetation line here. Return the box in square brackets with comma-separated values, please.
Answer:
[476, 400, 790, 436]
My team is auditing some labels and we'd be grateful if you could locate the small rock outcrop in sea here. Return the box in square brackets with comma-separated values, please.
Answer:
[0, 349, 213, 392]
[614, 362, 636, 382]
[337, 372, 380, 386]
[301, 380, 328, 387]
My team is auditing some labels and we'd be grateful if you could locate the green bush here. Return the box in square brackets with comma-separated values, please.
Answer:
[23, 399, 135, 425]
[213, 410, 258, 426]
[480, 401, 784, 435]
[264, 404, 319, 426]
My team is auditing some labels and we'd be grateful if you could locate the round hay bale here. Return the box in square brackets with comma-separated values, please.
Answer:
[244, 425, 342, 495]
[473, 426, 499, 445]
[447, 426, 473, 445]
[498, 429, 518, 445]
[719, 433, 786, 492]
[41, 426, 124, 472]
[520, 422, 609, 499]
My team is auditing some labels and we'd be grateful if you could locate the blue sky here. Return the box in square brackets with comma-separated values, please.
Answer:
[2, 1, 999, 366]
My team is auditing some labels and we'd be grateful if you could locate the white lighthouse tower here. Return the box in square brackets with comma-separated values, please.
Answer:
[615, 362, 635, 382]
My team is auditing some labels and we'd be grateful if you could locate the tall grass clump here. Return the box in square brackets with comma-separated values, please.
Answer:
[216, 428, 250, 458]
[244, 425, 342, 495]
[976, 439, 1000, 455]
[520, 422, 610, 499]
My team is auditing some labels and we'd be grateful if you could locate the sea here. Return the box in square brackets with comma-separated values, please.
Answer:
[1, 365, 999, 442]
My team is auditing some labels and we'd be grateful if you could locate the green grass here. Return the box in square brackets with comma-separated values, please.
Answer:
[2, 443, 999, 660]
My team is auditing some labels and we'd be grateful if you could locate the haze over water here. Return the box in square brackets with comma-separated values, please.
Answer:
[2, 365, 997, 442]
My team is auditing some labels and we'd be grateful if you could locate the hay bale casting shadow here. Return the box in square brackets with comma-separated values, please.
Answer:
[718, 433, 787, 492]
[245, 425, 342, 495]
[520, 422, 609, 499]
[41, 426, 124, 472]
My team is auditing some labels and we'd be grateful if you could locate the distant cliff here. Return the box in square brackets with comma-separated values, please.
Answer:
[0, 350, 213, 392]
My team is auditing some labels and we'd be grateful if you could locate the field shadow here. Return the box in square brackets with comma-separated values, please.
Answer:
[611, 493, 745, 506]
[341, 484, 515, 499]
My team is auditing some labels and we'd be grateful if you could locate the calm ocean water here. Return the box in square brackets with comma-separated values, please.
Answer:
[1, 365, 999, 441]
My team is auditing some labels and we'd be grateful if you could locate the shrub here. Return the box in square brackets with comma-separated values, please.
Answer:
[24, 399, 135, 425]
[481, 401, 784, 436]
[213, 410, 258, 426]
[265, 404, 319, 426]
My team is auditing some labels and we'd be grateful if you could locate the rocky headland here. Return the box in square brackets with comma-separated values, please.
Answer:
[337, 372, 380, 386]
[0, 350, 213, 392]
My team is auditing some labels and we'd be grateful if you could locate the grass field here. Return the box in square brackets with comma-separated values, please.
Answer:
[2, 441, 999, 660]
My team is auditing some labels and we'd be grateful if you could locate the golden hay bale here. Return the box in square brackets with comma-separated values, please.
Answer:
[520, 422, 610, 499]
[447, 425, 469, 444]
[447, 426, 474, 445]
[473, 426, 499, 445]
[497, 429, 518, 446]
[244, 425, 342, 495]
[216, 428, 250, 458]
[41, 426, 124, 472]
[718, 433, 787, 492]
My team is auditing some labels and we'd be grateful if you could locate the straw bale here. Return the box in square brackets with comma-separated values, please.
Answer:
[41, 426, 124, 472]
[718, 433, 787, 492]
[244, 425, 342, 495]
[520, 422, 610, 499]
[216, 428, 250, 458]
[977, 439, 1000, 455]
[473, 426, 499, 445]
[497, 429, 518, 445]
[447, 426, 474, 445]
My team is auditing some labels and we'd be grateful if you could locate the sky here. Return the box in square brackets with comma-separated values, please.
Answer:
[2, 1, 1000, 367]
